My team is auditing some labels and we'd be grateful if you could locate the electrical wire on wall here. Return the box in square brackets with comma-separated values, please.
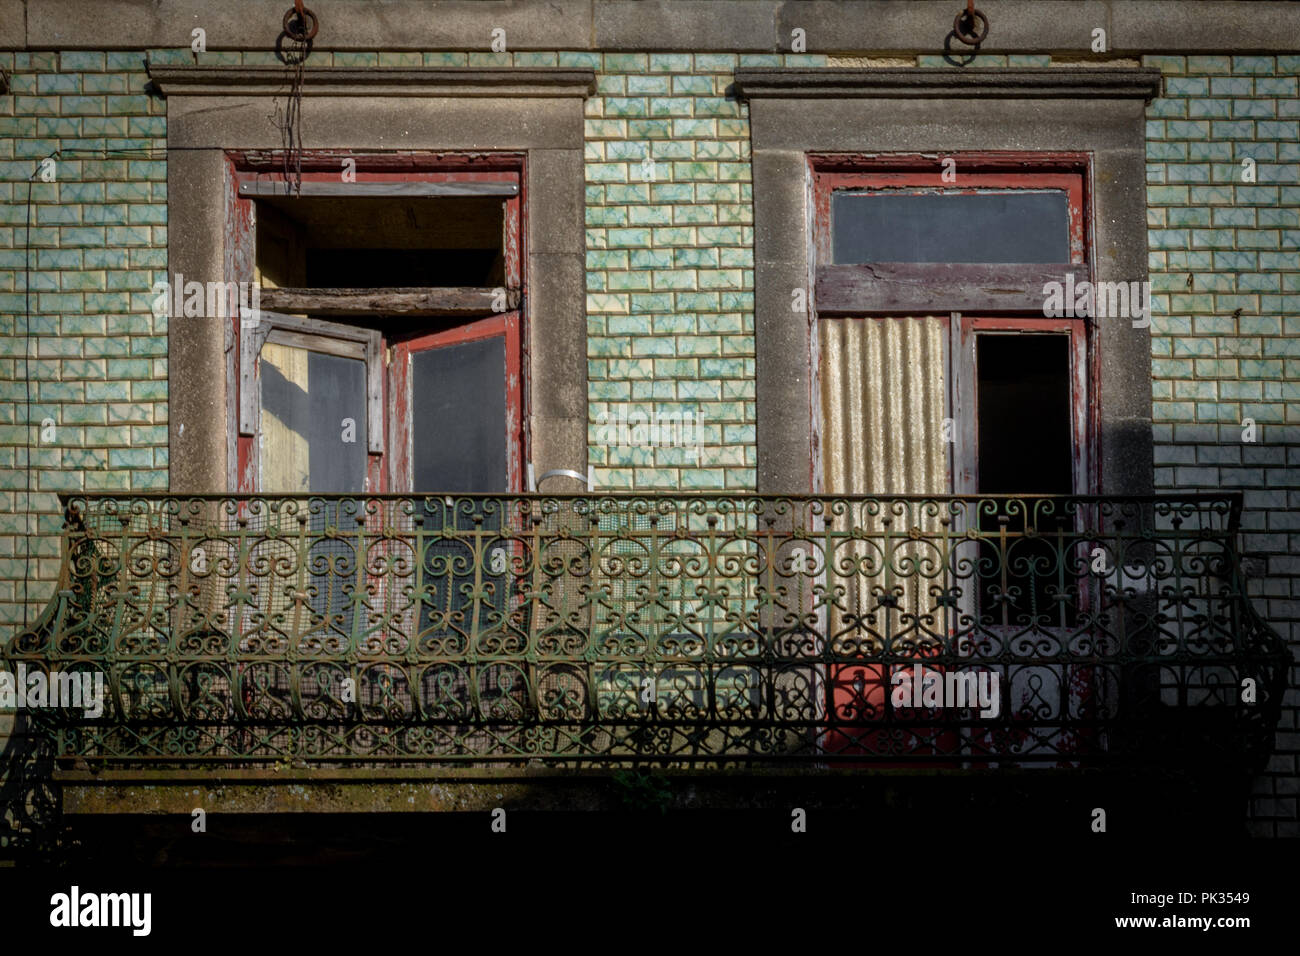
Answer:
[273, 3, 320, 196]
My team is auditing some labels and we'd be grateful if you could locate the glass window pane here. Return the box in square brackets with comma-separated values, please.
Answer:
[976, 334, 1072, 494]
[411, 336, 508, 493]
[260, 343, 368, 493]
[832, 190, 1070, 264]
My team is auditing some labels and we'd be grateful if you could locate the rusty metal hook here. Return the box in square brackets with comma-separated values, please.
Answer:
[284, 4, 319, 42]
[953, 4, 989, 46]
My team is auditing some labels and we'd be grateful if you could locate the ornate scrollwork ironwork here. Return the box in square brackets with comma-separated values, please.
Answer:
[0, 493, 1287, 776]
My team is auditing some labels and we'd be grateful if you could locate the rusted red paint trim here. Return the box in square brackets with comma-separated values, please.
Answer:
[808, 151, 1091, 173]
[505, 159, 528, 492]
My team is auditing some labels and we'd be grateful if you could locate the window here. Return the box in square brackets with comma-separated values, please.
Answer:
[974, 334, 1073, 495]
[228, 155, 529, 655]
[232, 154, 525, 495]
[240, 313, 383, 494]
[741, 69, 1160, 762]
[811, 158, 1093, 499]
[394, 315, 518, 495]
[812, 157, 1096, 699]
[830, 189, 1071, 265]
[738, 67, 1159, 500]
[158, 67, 593, 501]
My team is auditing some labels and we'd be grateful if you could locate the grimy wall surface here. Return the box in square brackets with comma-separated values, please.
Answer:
[1, 0, 1297, 834]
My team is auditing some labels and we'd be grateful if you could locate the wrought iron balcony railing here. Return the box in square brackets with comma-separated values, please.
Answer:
[2, 493, 1289, 771]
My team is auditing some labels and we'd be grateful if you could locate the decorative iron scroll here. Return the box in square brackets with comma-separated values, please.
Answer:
[1, 493, 1288, 769]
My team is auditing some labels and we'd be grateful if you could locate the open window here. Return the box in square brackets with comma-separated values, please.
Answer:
[964, 324, 1083, 628]
[812, 157, 1093, 499]
[239, 313, 383, 494]
[232, 153, 526, 495]
[228, 155, 529, 665]
[811, 156, 1096, 754]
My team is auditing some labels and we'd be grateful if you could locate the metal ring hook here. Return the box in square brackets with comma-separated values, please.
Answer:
[953, 6, 989, 46]
[283, 5, 319, 42]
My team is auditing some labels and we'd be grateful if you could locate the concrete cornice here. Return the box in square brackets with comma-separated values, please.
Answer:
[5, 2, 1300, 54]
[735, 67, 1164, 101]
[146, 65, 598, 98]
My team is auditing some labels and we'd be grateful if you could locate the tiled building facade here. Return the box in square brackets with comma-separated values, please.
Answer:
[1, 0, 1297, 835]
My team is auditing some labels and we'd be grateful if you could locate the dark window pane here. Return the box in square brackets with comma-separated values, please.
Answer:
[260, 345, 368, 494]
[832, 190, 1070, 264]
[257, 194, 506, 288]
[976, 334, 1072, 494]
[411, 336, 508, 493]
[975, 334, 1075, 628]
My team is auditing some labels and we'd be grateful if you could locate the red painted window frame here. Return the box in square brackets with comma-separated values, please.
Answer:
[227, 151, 527, 495]
[956, 316, 1090, 496]
[809, 153, 1097, 496]
[388, 312, 524, 495]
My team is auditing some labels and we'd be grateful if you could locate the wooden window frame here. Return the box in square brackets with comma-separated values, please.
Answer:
[229, 151, 527, 495]
[811, 154, 1090, 315]
[388, 312, 524, 495]
[951, 315, 1090, 496]
[238, 312, 385, 492]
[809, 154, 1097, 497]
